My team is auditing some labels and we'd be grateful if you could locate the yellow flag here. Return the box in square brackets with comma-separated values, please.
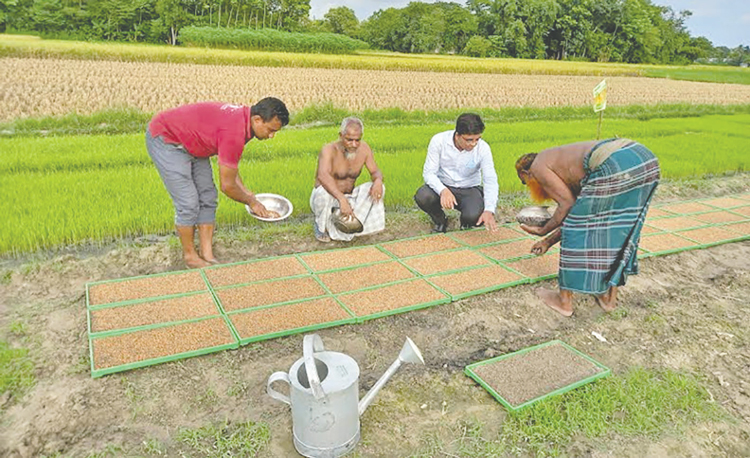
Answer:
[593, 79, 607, 112]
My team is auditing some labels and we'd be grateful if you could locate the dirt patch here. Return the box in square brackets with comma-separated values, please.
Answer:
[90, 293, 218, 332]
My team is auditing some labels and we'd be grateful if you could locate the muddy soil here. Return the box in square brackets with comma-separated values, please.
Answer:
[1, 176, 749, 458]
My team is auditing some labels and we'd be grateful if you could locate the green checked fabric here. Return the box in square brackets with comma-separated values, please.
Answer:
[560, 140, 661, 295]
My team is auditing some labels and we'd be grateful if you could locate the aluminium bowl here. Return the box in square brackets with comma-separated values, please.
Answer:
[245, 193, 293, 222]
[516, 206, 552, 227]
[331, 209, 364, 234]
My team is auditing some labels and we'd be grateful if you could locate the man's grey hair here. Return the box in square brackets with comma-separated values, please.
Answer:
[339, 117, 364, 135]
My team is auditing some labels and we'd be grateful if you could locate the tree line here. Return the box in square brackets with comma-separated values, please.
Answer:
[1, 0, 747, 65]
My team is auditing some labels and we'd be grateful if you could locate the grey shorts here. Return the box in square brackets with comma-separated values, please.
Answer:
[146, 129, 218, 226]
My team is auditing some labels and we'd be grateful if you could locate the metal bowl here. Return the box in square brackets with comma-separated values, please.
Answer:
[245, 193, 293, 222]
[516, 206, 552, 227]
[331, 209, 364, 234]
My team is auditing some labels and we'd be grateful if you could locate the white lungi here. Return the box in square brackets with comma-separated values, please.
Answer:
[310, 182, 386, 241]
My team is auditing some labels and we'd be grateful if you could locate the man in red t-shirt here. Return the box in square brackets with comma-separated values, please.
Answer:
[146, 97, 289, 268]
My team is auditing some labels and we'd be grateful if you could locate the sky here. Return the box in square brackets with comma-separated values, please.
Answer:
[308, 0, 749, 48]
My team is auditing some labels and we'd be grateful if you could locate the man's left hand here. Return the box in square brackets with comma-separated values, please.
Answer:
[477, 211, 497, 231]
[369, 181, 384, 202]
[520, 224, 546, 236]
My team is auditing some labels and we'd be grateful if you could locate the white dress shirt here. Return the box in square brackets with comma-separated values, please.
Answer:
[422, 130, 499, 213]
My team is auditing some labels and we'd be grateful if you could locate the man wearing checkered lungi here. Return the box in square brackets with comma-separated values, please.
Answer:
[310, 117, 385, 242]
[515, 138, 660, 316]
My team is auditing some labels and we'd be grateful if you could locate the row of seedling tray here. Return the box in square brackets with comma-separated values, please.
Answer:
[86, 193, 750, 377]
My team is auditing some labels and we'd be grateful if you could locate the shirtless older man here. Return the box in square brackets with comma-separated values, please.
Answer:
[515, 138, 660, 316]
[310, 117, 385, 242]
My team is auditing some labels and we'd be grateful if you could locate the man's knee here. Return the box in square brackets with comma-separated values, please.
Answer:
[414, 185, 438, 209]
[175, 199, 200, 226]
[460, 209, 483, 227]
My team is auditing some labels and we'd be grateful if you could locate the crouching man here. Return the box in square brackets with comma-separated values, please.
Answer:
[310, 117, 385, 242]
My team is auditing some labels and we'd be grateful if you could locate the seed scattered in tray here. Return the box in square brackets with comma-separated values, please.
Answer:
[403, 249, 492, 275]
[640, 224, 661, 235]
[638, 233, 696, 253]
[647, 216, 705, 232]
[429, 264, 525, 296]
[702, 197, 747, 209]
[317, 262, 415, 294]
[216, 276, 326, 312]
[736, 193, 750, 201]
[660, 202, 715, 215]
[693, 211, 746, 224]
[731, 205, 750, 217]
[449, 227, 524, 246]
[229, 297, 351, 339]
[479, 239, 537, 261]
[504, 253, 560, 279]
[646, 208, 672, 218]
[678, 227, 741, 244]
[91, 293, 218, 332]
[93, 317, 234, 370]
[205, 257, 308, 288]
[338, 279, 448, 317]
[300, 246, 391, 272]
[724, 222, 750, 236]
[382, 234, 462, 258]
[88, 271, 206, 306]
[472, 342, 603, 407]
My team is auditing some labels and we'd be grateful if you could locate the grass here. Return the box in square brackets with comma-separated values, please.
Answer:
[418, 367, 722, 457]
[174, 420, 270, 457]
[1, 113, 749, 255]
[2, 34, 749, 84]
[0, 340, 35, 407]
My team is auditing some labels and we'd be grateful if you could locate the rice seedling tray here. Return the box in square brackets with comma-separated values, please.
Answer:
[316, 261, 415, 294]
[502, 253, 560, 282]
[401, 248, 494, 276]
[426, 264, 527, 301]
[380, 233, 462, 258]
[297, 245, 393, 273]
[464, 340, 610, 411]
[203, 255, 308, 288]
[214, 275, 328, 313]
[86, 270, 209, 307]
[337, 279, 450, 322]
[447, 226, 526, 247]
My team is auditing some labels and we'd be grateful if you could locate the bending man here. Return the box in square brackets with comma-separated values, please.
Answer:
[515, 138, 660, 316]
[414, 113, 498, 232]
[310, 117, 385, 242]
[147, 98, 289, 268]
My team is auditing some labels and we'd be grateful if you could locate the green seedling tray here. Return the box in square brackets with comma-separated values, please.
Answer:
[335, 278, 451, 322]
[465, 340, 611, 412]
[424, 263, 529, 301]
[378, 232, 463, 258]
[446, 225, 528, 248]
[295, 245, 396, 273]
[86, 269, 211, 309]
[202, 254, 309, 288]
[89, 315, 239, 378]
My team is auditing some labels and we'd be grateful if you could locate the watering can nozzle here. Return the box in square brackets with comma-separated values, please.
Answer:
[358, 336, 424, 416]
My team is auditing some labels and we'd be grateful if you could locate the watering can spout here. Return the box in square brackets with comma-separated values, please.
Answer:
[358, 337, 424, 416]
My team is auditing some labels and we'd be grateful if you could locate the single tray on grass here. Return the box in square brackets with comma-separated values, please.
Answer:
[337, 279, 450, 321]
[227, 297, 354, 344]
[298, 246, 392, 273]
[215, 276, 328, 313]
[401, 249, 493, 276]
[464, 340, 610, 411]
[90, 316, 237, 378]
[87, 271, 208, 307]
[447, 227, 525, 247]
[317, 261, 415, 294]
[204, 256, 308, 288]
[426, 264, 527, 300]
[380, 234, 462, 258]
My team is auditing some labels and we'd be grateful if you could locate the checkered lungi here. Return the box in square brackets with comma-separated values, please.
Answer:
[310, 182, 385, 241]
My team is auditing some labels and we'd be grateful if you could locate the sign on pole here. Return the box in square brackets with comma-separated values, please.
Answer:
[593, 79, 607, 139]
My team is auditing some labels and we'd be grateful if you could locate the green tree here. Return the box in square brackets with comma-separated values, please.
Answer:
[463, 34, 492, 56]
[155, 0, 190, 44]
[322, 5, 358, 37]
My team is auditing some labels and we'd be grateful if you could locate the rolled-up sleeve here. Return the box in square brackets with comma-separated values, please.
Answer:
[479, 143, 499, 213]
[423, 135, 446, 195]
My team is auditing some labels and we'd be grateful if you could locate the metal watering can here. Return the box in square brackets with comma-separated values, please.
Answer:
[267, 334, 425, 457]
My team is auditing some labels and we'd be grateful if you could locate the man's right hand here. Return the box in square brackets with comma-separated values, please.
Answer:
[440, 189, 457, 210]
[249, 200, 272, 218]
[339, 199, 354, 216]
[531, 239, 550, 255]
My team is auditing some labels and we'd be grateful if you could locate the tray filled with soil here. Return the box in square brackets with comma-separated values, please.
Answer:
[317, 261, 415, 294]
[465, 340, 610, 411]
[724, 222, 750, 236]
[299, 246, 392, 272]
[478, 238, 539, 262]
[503, 253, 560, 281]
[90, 292, 219, 334]
[693, 211, 747, 224]
[640, 224, 662, 235]
[427, 264, 526, 300]
[677, 227, 744, 245]
[646, 207, 672, 219]
[702, 196, 748, 209]
[227, 297, 353, 344]
[215, 276, 327, 312]
[87, 271, 208, 307]
[448, 227, 525, 247]
[204, 256, 308, 288]
[91, 316, 237, 377]
[380, 234, 462, 258]
[660, 202, 715, 215]
[731, 205, 750, 217]
[646, 216, 706, 232]
[638, 233, 697, 254]
[402, 249, 493, 276]
[337, 279, 450, 321]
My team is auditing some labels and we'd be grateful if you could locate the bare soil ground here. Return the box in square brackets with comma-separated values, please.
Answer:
[1, 176, 749, 458]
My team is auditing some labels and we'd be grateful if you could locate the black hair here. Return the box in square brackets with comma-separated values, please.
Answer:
[455, 113, 484, 135]
[251, 97, 290, 126]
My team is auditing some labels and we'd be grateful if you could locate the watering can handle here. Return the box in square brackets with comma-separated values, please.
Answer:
[267, 371, 291, 405]
[303, 334, 326, 400]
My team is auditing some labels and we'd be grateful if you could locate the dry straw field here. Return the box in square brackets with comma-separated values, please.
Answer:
[3, 57, 750, 120]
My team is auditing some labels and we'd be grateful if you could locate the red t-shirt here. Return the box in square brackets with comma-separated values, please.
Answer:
[148, 102, 253, 169]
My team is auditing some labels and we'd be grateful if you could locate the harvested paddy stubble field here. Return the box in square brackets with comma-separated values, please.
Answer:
[4, 57, 750, 120]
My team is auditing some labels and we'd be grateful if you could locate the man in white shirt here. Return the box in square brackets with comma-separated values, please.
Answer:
[414, 113, 499, 232]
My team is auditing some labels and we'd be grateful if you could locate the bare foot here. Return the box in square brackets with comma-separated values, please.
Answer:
[184, 255, 210, 268]
[202, 257, 221, 265]
[537, 288, 574, 317]
[595, 295, 617, 312]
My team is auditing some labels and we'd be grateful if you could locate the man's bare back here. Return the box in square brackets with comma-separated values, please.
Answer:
[532, 140, 597, 196]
